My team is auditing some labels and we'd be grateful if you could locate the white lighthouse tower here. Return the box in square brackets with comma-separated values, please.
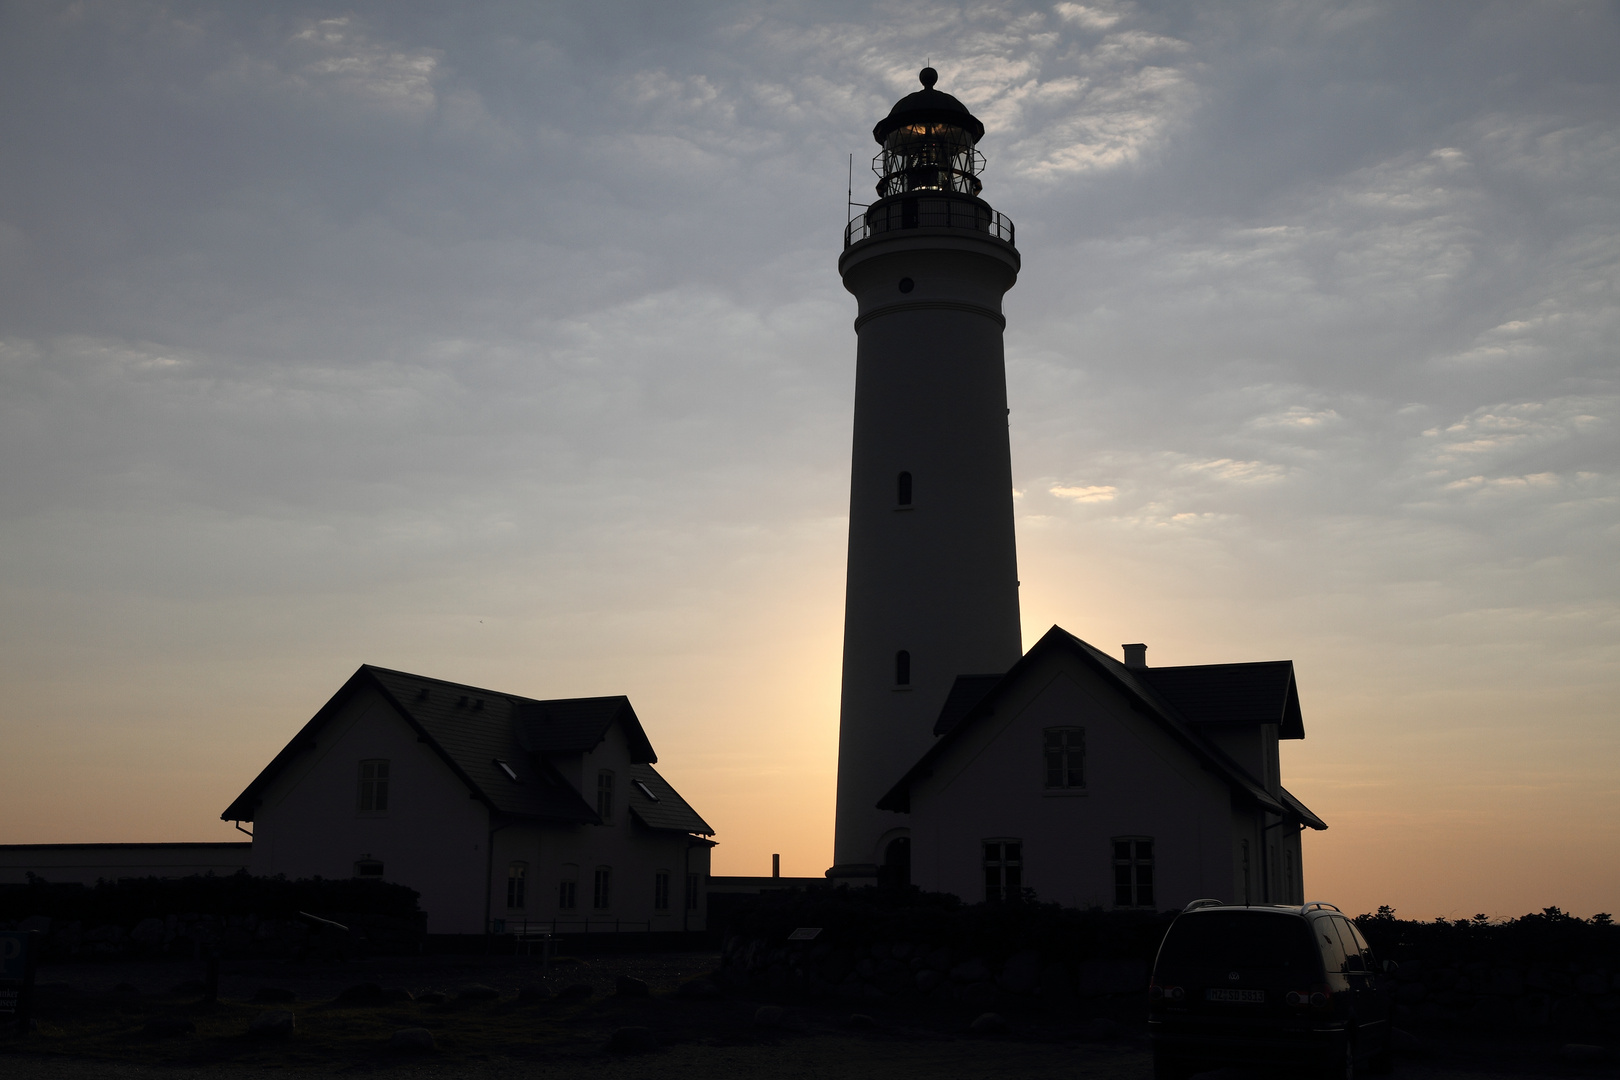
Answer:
[829, 69, 1023, 882]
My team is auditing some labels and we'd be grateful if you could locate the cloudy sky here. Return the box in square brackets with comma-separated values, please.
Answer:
[2, 0, 1616, 918]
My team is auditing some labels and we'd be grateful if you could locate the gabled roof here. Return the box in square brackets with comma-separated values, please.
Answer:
[514, 696, 656, 763]
[882, 626, 1326, 831]
[934, 674, 1004, 736]
[1139, 661, 1304, 739]
[627, 763, 715, 836]
[221, 665, 623, 825]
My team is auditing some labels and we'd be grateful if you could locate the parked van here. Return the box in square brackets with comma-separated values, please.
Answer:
[1149, 900, 1394, 1079]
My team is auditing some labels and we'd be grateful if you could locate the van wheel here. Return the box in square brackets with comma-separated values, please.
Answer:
[1152, 1051, 1192, 1080]
[1367, 1029, 1393, 1074]
[1324, 1035, 1356, 1080]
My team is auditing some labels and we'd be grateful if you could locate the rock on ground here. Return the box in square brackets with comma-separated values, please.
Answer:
[248, 1010, 295, 1038]
[389, 1027, 435, 1052]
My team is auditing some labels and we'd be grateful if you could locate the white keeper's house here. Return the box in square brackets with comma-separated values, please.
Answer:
[221, 664, 715, 935]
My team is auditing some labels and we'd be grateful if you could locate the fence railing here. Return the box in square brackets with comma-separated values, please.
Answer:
[845, 197, 1015, 248]
[489, 917, 654, 936]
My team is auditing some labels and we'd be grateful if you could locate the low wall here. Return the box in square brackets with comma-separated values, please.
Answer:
[0, 843, 252, 886]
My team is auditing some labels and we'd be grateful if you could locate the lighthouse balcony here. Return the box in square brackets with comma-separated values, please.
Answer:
[845, 194, 1014, 249]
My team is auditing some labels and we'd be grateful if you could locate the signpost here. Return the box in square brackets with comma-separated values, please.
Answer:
[0, 930, 39, 1033]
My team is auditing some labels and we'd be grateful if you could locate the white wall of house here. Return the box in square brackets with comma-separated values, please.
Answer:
[905, 651, 1247, 910]
[246, 686, 490, 933]
[489, 721, 711, 932]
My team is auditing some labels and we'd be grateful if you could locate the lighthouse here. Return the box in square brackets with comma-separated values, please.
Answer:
[829, 69, 1024, 882]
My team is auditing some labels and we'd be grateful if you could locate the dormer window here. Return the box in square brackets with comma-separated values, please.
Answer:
[633, 778, 659, 802]
[495, 759, 518, 782]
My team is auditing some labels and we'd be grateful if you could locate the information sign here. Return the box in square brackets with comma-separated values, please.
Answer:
[0, 929, 39, 1027]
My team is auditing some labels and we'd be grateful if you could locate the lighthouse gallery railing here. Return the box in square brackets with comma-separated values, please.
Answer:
[844, 196, 1015, 249]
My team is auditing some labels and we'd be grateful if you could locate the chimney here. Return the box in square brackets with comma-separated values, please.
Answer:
[1123, 643, 1147, 669]
[772, 854, 781, 879]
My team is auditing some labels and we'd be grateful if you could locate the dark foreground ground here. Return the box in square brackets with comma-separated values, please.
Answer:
[2, 951, 1615, 1079]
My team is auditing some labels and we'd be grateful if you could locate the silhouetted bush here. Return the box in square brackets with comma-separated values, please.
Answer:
[0, 869, 420, 925]
[1354, 905, 1619, 966]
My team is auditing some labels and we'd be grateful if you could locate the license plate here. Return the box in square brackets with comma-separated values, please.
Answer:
[1205, 988, 1266, 1003]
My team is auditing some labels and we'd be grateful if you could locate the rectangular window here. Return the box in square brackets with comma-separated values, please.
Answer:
[507, 862, 527, 909]
[357, 759, 390, 812]
[983, 840, 1022, 902]
[558, 863, 578, 911]
[1113, 838, 1154, 907]
[686, 872, 700, 911]
[592, 866, 612, 910]
[1043, 728, 1085, 788]
[596, 770, 614, 822]
[654, 870, 670, 911]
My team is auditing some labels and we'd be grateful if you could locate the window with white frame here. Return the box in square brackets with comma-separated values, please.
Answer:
[1113, 837, 1154, 907]
[1043, 727, 1084, 788]
[357, 759, 390, 812]
[558, 863, 578, 910]
[596, 770, 614, 822]
[593, 866, 613, 910]
[654, 870, 671, 911]
[983, 839, 1022, 902]
[506, 862, 527, 909]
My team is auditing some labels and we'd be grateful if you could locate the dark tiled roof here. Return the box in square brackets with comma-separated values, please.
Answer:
[365, 667, 601, 823]
[627, 764, 715, 836]
[933, 674, 1004, 735]
[221, 666, 665, 826]
[1139, 662, 1304, 739]
[514, 697, 656, 763]
[1280, 787, 1327, 830]
[879, 626, 1322, 829]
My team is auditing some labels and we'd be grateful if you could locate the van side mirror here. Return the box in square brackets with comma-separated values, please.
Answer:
[1382, 959, 1399, 974]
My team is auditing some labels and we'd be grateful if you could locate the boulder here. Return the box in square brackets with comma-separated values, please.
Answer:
[615, 975, 650, 998]
[170, 980, 207, 997]
[517, 984, 552, 1002]
[381, 987, 413, 1002]
[112, 982, 140, 996]
[1559, 1044, 1609, 1063]
[248, 1010, 296, 1039]
[753, 1005, 785, 1027]
[415, 991, 448, 1005]
[558, 983, 594, 1001]
[677, 978, 721, 999]
[949, 958, 990, 984]
[458, 984, 501, 1002]
[143, 1017, 196, 1038]
[915, 969, 942, 993]
[335, 983, 385, 1005]
[847, 1013, 876, 1030]
[608, 1026, 658, 1053]
[253, 987, 297, 1004]
[969, 1012, 1008, 1035]
[999, 951, 1042, 995]
[389, 1027, 435, 1052]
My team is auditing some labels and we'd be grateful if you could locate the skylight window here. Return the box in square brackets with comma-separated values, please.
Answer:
[495, 759, 518, 781]
[633, 779, 659, 802]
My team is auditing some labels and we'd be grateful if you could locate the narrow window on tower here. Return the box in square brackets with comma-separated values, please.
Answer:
[897, 471, 913, 506]
[894, 650, 911, 686]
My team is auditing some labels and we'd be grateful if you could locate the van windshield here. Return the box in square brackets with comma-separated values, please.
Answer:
[1156, 911, 1318, 973]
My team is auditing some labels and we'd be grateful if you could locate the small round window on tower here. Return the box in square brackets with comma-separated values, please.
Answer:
[898, 278, 915, 293]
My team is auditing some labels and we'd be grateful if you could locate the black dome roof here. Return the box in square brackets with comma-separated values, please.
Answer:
[872, 68, 986, 145]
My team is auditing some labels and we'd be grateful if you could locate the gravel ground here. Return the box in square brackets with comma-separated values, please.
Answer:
[3, 952, 1613, 1079]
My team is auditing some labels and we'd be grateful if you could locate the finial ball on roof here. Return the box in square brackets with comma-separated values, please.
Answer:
[919, 67, 938, 89]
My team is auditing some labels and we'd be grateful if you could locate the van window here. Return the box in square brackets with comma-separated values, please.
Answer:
[1330, 916, 1365, 971]
[1156, 911, 1317, 973]
[1313, 916, 1349, 972]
